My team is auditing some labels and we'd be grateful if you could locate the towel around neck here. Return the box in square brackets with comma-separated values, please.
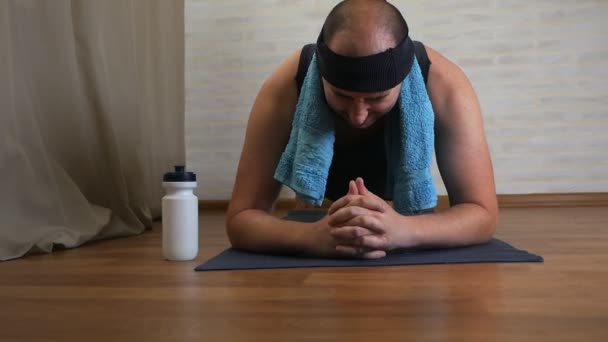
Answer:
[274, 54, 437, 214]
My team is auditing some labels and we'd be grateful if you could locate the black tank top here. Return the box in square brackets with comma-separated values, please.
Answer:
[294, 41, 431, 201]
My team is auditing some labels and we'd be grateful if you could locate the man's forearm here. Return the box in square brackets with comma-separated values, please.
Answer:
[226, 209, 313, 254]
[397, 203, 497, 248]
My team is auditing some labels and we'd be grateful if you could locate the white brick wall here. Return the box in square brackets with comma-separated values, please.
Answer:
[186, 0, 608, 200]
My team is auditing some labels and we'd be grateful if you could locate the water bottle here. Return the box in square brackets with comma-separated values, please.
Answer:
[162, 165, 198, 261]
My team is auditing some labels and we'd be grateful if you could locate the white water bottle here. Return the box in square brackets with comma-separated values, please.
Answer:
[162, 165, 198, 261]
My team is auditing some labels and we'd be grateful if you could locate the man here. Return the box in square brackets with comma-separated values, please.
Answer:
[226, 0, 497, 259]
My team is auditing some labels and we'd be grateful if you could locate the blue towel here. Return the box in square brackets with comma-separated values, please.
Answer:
[274, 54, 437, 214]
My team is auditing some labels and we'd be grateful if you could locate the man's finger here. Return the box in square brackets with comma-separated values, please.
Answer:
[356, 234, 389, 250]
[328, 206, 367, 226]
[347, 196, 386, 213]
[335, 245, 386, 259]
[329, 225, 376, 240]
[348, 180, 358, 195]
[360, 250, 387, 259]
[330, 196, 386, 213]
[328, 194, 357, 215]
[330, 206, 384, 233]
[355, 177, 369, 195]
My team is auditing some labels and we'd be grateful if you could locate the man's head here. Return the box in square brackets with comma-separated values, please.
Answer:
[322, 0, 408, 56]
[317, 0, 412, 129]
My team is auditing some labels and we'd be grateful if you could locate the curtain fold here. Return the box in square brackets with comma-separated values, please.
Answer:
[0, 0, 185, 261]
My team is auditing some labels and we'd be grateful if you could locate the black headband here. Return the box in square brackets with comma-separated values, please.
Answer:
[316, 29, 415, 93]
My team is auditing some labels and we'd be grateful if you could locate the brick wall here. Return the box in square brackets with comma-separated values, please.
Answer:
[185, 0, 608, 199]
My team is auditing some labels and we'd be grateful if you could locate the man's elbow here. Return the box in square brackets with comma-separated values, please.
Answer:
[478, 205, 498, 243]
[225, 212, 247, 250]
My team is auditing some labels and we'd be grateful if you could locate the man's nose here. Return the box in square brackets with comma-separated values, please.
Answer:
[347, 100, 368, 127]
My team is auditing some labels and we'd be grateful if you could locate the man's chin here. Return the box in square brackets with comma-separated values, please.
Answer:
[351, 122, 372, 129]
[351, 118, 381, 129]
[335, 114, 381, 129]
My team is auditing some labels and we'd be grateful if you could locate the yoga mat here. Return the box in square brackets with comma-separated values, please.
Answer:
[196, 210, 543, 271]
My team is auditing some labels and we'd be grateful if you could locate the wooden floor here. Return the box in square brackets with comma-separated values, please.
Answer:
[1, 207, 607, 341]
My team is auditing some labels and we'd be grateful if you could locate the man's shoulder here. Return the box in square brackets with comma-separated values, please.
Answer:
[424, 45, 468, 83]
[424, 45, 478, 121]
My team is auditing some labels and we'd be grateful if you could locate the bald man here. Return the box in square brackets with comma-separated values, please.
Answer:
[226, 0, 498, 259]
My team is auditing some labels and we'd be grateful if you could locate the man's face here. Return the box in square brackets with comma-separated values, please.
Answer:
[322, 78, 401, 129]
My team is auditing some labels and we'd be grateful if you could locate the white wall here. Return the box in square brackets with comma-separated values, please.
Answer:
[185, 0, 608, 200]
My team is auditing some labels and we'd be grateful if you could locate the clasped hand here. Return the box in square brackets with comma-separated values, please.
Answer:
[326, 177, 403, 259]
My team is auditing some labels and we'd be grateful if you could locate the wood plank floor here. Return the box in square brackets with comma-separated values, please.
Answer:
[1, 207, 607, 341]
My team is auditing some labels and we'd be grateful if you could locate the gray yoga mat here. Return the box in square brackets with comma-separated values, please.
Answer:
[196, 210, 543, 271]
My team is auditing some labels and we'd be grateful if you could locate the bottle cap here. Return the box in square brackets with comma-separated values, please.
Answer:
[163, 165, 196, 182]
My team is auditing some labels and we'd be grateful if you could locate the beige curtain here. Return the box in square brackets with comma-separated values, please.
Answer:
[0, 0, 184, 260]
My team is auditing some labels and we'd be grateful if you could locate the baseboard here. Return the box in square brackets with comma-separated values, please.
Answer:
[495, 193, 608, 208]
[199, 193, 608, 210]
